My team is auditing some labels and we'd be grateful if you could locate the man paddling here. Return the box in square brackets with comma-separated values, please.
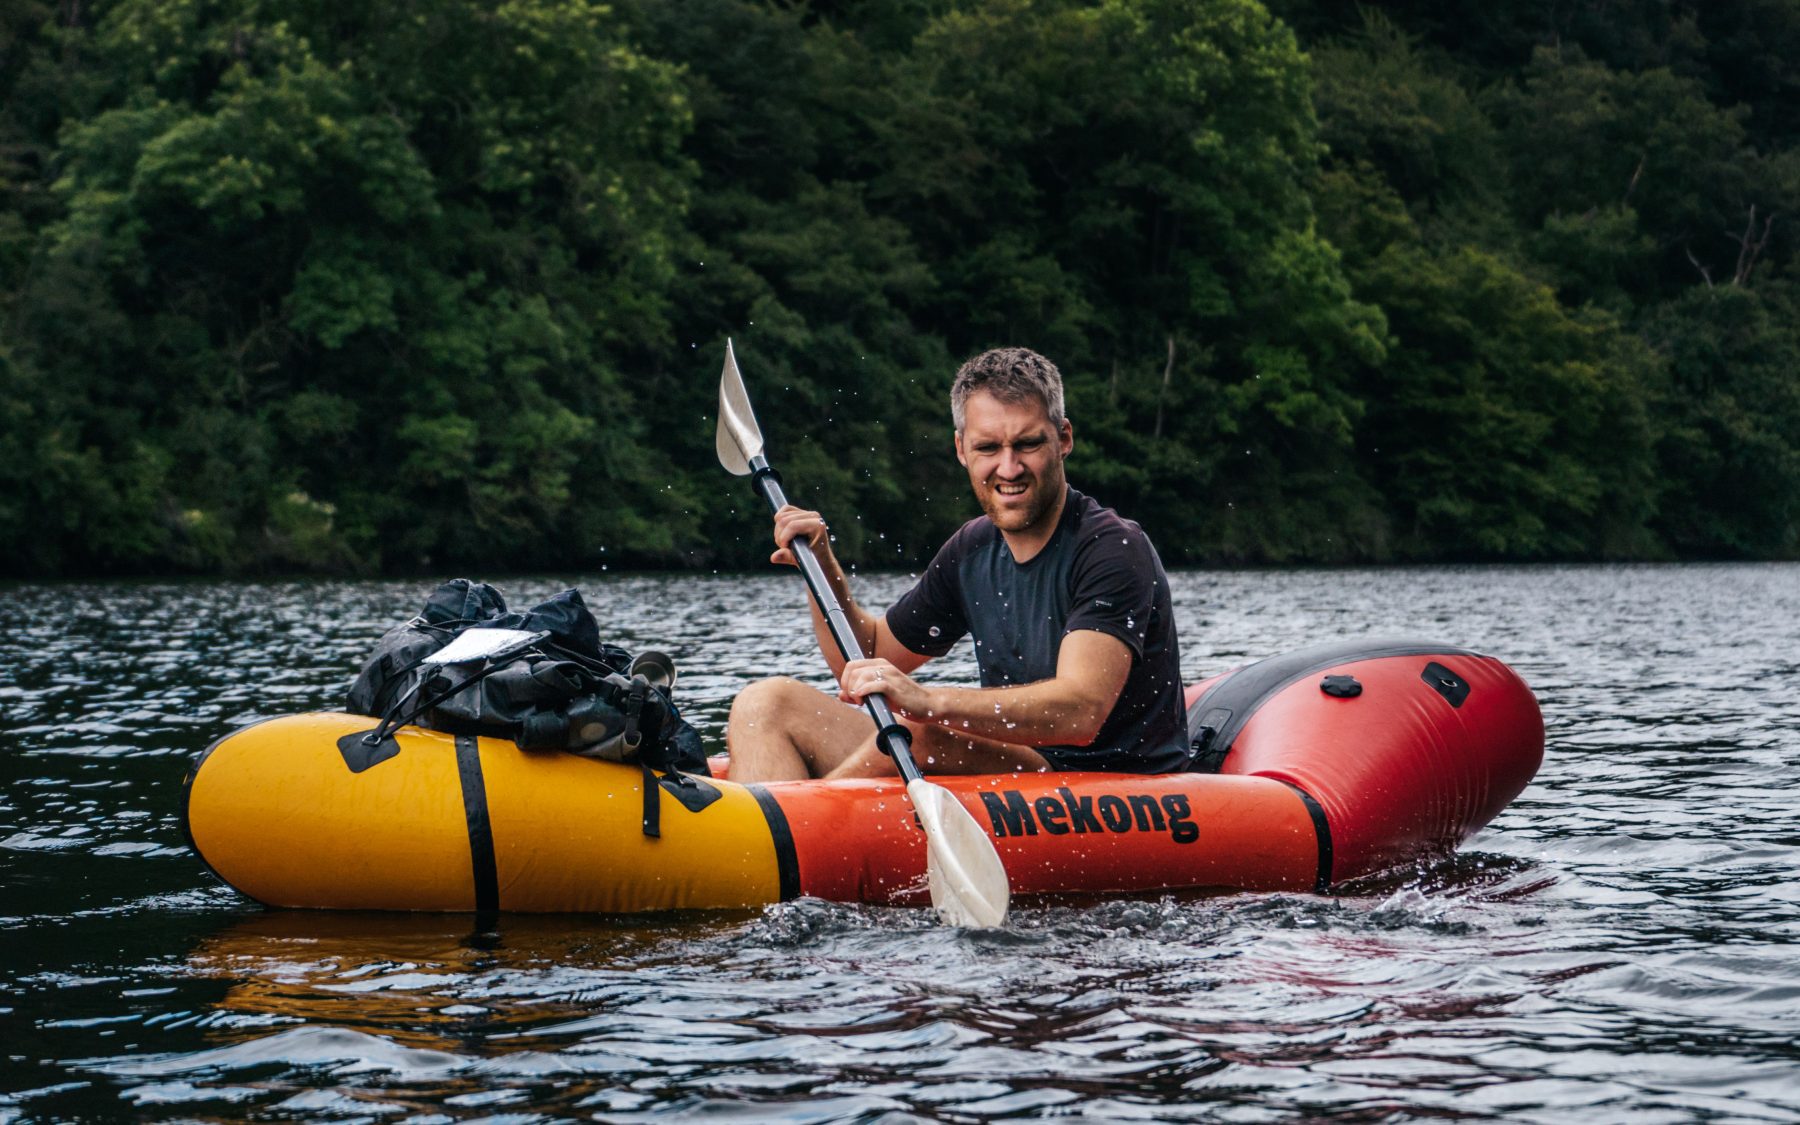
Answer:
[728, 347, 1189, 782]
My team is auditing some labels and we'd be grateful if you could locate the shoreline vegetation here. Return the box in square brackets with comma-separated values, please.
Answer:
[3, 0, 1796, 578]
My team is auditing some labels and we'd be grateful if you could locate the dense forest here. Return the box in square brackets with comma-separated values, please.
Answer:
[2, 0, 1796, 576]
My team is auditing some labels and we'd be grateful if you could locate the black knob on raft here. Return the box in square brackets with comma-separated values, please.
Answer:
[1320, 674, 1363, 698]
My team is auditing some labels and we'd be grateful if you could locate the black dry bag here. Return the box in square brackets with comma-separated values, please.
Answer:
[345, 580, 712, 836]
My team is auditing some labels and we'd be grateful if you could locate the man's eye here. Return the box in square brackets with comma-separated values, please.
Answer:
[1017, 439, 1046, 450]
[975, 445, 1000, 454]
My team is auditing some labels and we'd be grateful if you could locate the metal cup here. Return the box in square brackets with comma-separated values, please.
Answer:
[629, 650, 677, 694]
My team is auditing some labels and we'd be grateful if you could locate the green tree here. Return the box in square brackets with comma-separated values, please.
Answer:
[1306, 19, 1664, 558]
[4, 0, 1797, 575]
[1643, 283, 1800, 556]
[6, 0, 697, 574]
[1487, 46, 1785, 302]
[1350, 239, 1662, 558]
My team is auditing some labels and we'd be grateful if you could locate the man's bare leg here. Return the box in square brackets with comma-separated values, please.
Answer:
[727, 677, 885, 782]
[728, 676, 1053, 782]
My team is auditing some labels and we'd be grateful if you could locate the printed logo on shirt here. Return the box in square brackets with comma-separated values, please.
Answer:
[979, 786, 1199, 845]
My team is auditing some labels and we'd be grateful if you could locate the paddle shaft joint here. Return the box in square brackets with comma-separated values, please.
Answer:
[748, 455, 923, 785]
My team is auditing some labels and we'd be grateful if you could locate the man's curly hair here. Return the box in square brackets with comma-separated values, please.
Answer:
[950, 347, 1066, 433]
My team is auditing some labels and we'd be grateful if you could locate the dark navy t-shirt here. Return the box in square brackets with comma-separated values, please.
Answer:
[885, 488, 1190, 773]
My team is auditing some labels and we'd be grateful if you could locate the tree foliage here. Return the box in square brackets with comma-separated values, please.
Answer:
[1, 0, 1795, 575]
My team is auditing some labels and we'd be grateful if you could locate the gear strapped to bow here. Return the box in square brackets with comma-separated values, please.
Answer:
[344, 579, 716, 837]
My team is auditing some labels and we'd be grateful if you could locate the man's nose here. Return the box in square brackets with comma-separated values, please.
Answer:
[997, 448, 1025, 477]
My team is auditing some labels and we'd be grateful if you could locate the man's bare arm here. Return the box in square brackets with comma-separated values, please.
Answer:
[838, 629, 1131, 747]
[771, 505, 930, 678]
[804, 598, 931, 678]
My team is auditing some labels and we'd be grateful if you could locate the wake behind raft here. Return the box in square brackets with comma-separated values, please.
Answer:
[183, 638, 1544, 915]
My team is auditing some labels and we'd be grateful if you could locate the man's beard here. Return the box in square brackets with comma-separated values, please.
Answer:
[977, 458, 1066, 534]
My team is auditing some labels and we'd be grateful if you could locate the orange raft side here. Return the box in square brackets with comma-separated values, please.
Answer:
[766, 772, 1325, 906]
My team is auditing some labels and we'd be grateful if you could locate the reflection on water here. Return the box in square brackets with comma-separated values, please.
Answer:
[182, 913, 675, 1054]
[3, 564, 1799, 1120]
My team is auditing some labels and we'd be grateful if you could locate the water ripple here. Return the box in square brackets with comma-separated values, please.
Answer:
[2, 564, 1799, 1120]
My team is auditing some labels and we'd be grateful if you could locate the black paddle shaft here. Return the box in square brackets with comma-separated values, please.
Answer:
[748, 455, 924, 785]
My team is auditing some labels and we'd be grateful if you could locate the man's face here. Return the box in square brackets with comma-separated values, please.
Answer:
[955, 390, 1074, 536]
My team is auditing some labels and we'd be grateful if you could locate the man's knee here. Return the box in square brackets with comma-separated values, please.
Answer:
[729, 676, 811, 730]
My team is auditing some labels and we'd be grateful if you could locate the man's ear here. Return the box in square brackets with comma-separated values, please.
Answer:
[1059, 419, 1074, 457]
[954, 430, 968, 467]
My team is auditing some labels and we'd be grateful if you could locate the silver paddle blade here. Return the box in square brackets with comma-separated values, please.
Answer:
[716, 338, 764, 476]
[908, 778, 1010, 928]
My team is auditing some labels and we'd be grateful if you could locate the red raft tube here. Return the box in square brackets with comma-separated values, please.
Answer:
[183, 639, 1544, 914]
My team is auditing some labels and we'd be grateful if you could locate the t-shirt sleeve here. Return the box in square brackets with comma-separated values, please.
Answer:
[1063, 524, 1162, 659]
[885, 532, 970, 659]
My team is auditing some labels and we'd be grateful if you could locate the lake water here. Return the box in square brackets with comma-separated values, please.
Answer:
[2, 563, 1797, 1122]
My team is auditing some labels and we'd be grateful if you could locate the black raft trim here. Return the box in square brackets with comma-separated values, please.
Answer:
[748, 786, 801, 902]
[455, 734, 500, 919]
[1186, 638, 1483, 768]
[1280, 781, 1334, 893]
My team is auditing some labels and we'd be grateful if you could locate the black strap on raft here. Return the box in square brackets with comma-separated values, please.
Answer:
[640, 762, 663, 838]
[616, 670, 726, 838]
[339, 661, 514, 773]
[369, 661, 510, 747]
[622, 673, 663, 838]
[1188, 706, 1233, 774]
[623, 676, 648, 753]
[638, 763, 723, 838]
[454, 734, 501, 928]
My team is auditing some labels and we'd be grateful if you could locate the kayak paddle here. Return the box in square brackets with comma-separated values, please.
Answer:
[715, 339, 1011, 928]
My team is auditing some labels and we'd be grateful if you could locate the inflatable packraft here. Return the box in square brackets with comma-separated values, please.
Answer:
[183, 639, 1543, 915]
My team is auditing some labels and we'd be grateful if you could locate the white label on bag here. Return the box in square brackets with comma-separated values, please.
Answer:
[423, 628, 547, 665]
